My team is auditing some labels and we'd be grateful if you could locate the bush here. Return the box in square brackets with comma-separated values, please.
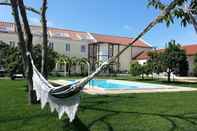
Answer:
[129, 61, 142, 77]
[193, 64, 197, 76]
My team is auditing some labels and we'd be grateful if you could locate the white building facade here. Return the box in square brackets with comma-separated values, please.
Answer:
[0, 21, 152, 74]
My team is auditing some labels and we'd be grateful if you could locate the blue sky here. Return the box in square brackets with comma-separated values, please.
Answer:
[0, 0, 196, 48]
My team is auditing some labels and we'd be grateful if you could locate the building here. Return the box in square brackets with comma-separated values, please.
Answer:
[89, 33, 152, 72]
[134, 44, 197, 75]
[0, 21, 152, 74]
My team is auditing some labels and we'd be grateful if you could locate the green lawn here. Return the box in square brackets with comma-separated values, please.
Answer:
[1, 80, 197, 131]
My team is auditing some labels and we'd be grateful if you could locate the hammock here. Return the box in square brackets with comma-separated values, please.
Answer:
[28, 51, 109, 122]
[29, 52, 81, 122]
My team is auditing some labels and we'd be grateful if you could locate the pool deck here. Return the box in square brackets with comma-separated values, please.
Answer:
[50, 79, 197, 95]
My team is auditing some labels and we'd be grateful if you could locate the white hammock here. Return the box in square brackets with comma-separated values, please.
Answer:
[29, 53, 80, 122]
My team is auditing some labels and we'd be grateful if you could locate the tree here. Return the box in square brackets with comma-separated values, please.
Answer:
[162, 40, 188, 82]
[148, 0, 197, 33]
[0, 1, 49, 79]
[70, 57, 78, 74]
[55, 55, 67, 75]
[147, 51, 164, 77]
[32, 44, 58, 73]
[64, 56, 73, 76]
[143, 62, 153, 78]
[129, 61, 153, 79]
[40, 0, 48, 79]
[0, 0, 50, 103]
[193, 53, 197, 76]
[176, 49, 188, 76]
[129, 61, 142, 77]
[9, 0, 37, 104]
[5, 47, 23, 75]
[0, 43, 57, 76]
[148, 0, 195, 78]
[55, 55, 77, 76]
[0, 41, 10, 66]
[0, 42, 24, 75]
[77, 57, 88, 76]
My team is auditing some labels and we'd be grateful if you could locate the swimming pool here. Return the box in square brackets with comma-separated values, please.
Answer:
[70, 79, 164, 90]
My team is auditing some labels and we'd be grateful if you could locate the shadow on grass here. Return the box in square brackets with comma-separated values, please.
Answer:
[64, 116, 90, 131]
[64, 113, 116, 131]
[63, 94, 197, 131]
[79, 105, 197, 131]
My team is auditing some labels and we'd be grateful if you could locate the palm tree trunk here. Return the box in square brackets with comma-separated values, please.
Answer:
[74, 0, 179, 88]
[41, 0, 48, 79]
[68, 65, 71, 76]
[64, 64, 67, 76]
[10, 0, 27, 72]
[18, 0, 36, 104]
[11, 0, 36, 104]
[167, 71, 171, 82]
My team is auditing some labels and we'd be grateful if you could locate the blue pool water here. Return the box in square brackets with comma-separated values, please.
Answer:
[88, 79, 138, 89]
[69, 79, 161, 90]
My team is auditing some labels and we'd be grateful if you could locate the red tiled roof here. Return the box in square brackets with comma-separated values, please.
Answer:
[48, 28, 91, 41]
[133, 51, 149, 60]
[134, 44, 197, 60]
[0, 21, 95, 41]
[182, 44, 197, 56]
[91, 33, 151, 48]
[0, 21, 152, 47]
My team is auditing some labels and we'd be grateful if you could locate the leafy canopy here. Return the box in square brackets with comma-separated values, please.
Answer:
[0, 42, 58, 74]
[148, 0, 197, 31]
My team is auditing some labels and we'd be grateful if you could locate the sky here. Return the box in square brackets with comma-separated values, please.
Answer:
[0, 0, 196, 48]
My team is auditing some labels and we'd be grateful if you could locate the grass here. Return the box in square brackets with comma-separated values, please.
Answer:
[49, 75, 197, 88]
[1, 80, 197, 130]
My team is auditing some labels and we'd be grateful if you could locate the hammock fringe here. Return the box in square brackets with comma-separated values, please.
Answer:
[28, 52, 80, 122]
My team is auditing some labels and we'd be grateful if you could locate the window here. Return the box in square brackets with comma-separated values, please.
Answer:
[81, 45, 86, 53]
[65, 44, 70, 52]
[9, 41, 15, 47]
[48, 42, 54, 49]
[108, 44, 113, 58]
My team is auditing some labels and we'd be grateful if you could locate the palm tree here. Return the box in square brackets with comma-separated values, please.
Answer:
[55, 55, 66, 75]
[63, 56, 73, 76]
[70, 57, 78, 75]
[57, 56, 77, 76]
[77, 57, 89, 76]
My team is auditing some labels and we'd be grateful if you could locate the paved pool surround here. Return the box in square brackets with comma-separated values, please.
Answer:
[50, 79, 197, 95]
